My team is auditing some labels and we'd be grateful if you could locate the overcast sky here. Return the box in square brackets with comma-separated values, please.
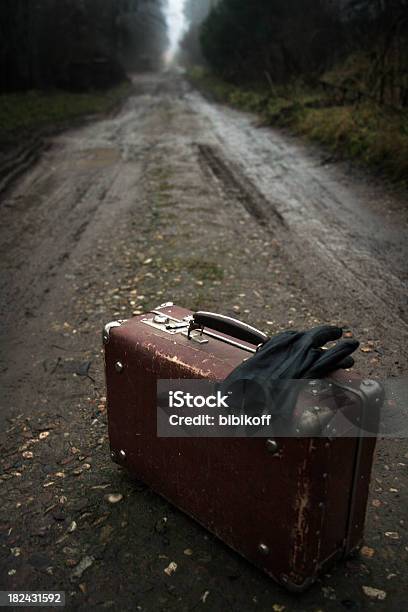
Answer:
[164, 0, 187, 62]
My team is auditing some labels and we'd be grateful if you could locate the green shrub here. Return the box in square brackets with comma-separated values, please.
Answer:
[188, 68, 408, 185]
[295, 104, 408, 181]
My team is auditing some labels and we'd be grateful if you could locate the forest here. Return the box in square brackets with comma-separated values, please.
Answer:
[1, 0, 407, 180]
[198, 0, 408, 108]
[0, 0, 168, 153]
[0, 0, 167, 92]
[184, 0, 408, 181]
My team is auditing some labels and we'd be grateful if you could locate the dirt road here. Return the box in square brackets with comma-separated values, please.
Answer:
[1, 71, 407, 611]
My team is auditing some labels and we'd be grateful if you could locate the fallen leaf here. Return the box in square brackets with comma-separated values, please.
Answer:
[384, 531, 399, 539]
[362, 586, 386, 600]
[70, 556, 95, 580]
[164, 561, 177, 576]
[201, 591, 210, 603]
[92, 515, 109, 527]
[106, 494, 123, 504]
[360, 546, 375, 558]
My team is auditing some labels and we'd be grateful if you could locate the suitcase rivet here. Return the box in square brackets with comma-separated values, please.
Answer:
[258, 543, 269, 555]
[265, 439, 279, 455]
[115, 361, 124, 373]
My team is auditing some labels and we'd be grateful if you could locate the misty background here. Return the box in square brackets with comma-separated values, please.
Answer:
[0, 1, 406, 180]
[0, 0, 184, 92]
[1, 0, 407, 106]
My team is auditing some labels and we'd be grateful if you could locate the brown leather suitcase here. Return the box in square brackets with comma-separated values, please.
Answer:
[104, 302, 382, 592]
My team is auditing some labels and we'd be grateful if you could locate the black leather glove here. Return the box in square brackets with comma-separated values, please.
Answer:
[219, 325, 359, 429]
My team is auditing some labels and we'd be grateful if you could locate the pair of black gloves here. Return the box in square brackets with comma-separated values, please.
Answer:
[219, 325, 359, 428]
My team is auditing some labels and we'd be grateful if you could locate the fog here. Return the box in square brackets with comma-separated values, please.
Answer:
[164, 0, 187, 64]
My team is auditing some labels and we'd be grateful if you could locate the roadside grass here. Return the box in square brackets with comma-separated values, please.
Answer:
[0, 81, 132, 148]
[188, 67, 408, 185]
[296, 105, 408, 182]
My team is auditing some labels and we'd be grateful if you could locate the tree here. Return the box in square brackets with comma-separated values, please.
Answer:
[200, 0, 345, 83]
[0, 0, 168, 92]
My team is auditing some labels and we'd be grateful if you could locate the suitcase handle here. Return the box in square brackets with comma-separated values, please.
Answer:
[188, 311, 269, 347]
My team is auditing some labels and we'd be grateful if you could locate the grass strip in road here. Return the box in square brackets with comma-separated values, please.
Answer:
[0, 81, 132, 149]
[188, 67, 408, 186]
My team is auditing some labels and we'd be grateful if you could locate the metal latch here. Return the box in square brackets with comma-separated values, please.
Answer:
[141, 313, 209, 344]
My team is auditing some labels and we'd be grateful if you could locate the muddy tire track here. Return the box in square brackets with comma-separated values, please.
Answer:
[197, 143, 285, 227]
[191, 93, 408, 373]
